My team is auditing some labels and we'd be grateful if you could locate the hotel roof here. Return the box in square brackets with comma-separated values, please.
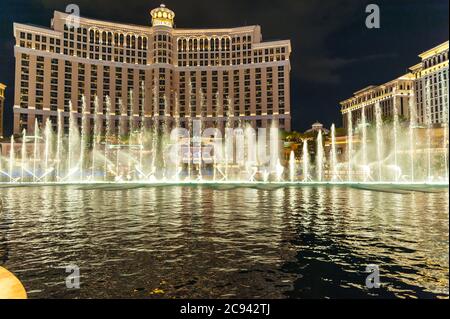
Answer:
[418, 41, 449, 60]
[340, 41, 448, 106]
[51, 11, 262, 35]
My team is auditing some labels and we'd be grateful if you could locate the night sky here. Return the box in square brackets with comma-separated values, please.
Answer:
[0, 0, 448, 135]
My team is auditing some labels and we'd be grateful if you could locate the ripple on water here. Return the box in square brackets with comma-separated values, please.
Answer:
[0, 185, 448, 298]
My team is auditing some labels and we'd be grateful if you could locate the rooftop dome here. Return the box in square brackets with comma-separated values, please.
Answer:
[150, 4, 175, 28]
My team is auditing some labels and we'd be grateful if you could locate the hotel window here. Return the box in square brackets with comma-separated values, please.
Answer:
[50, 59, 59, 111]
[35, 56, 45, 109]
[64, 61, 72, 112]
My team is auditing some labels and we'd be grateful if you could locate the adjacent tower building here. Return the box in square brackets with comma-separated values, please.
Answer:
[12, 4, 292, 135]
[410, 41, 449, 125]
[340, 41, 449, 129]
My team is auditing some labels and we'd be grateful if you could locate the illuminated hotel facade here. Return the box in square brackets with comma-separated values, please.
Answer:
[340, 41, 449, 129]
[12, 4, 292, 135]
[0, 83, 5, 138]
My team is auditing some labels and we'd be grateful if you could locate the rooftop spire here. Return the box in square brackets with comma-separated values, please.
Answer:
[150, 4, 175, 28]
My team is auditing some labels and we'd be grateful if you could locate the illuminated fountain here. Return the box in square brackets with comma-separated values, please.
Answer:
[0, 87, 448, 185]
[301, 139, 310, 182]
[330, 124, 338, 182]
[316, 130, 324, 182]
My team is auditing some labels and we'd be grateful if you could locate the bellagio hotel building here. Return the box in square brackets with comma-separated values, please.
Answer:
[12, 4, 292, 135]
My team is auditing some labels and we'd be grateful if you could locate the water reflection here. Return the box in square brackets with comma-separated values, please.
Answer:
[0, 185, 448, 298]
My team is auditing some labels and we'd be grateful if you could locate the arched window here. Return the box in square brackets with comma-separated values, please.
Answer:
[221, 38, 226, 50]
[143, 37, 147, 49]
[89, 29, 95, 43]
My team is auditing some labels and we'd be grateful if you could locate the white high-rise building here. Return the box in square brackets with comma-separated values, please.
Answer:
[12, 4, 292, 135]
[340, 41, 449, 129]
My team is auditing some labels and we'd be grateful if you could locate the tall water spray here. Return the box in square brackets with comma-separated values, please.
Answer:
[408, 93, 417, 182]
[92, 96, 100, 180]
[393, 92, 400, 181]
[21, 129, 26, 181]
[440, 72, 449, 181]
[224, 97, 234, 180]
[138, 82, 146, 175]
[270, 121, 280, 175]
[43, 118, 52, 182]
[302, 139, 309, 181]
[151, 83, 159, 179]
[361, 106, 368, 181]
[9, 136, 15, 182]
[330, 124, 338, 181]
[375, 102, 384, 181]
[425, 79, 432, 181]
[68, 104, 80, 179]
[347, 111, 353, 181]
[80, 96, 88, 180]
[104, 96, 112, 180]
[289, 150, 295, 182]
[316, 130, 324, 182]
[128, 90, 134, 180]
[32, 119, 39, 182]
[56, 110, 62, 180]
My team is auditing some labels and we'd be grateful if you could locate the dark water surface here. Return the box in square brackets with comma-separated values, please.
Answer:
[0, 185, 448, 298]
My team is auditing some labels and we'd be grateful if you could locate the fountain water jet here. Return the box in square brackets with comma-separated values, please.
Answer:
[408, 93, 417, 182]
[440, 73, 449, 181]
[9, 136, 15, 183]
[425, 79, 432, 181]
[347, 111, 353, 181]
[375, 102, 384, 181]
[91, 95, 101, 180]
[289, 150, 295, 182]
[302, 139, 310, 182]
[361, 105, 368, 181]
[80, 96, 88, 181]
[330, 124, 338, 181]
[316, 130, 324, 182]
[393, 91, 400, 182]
